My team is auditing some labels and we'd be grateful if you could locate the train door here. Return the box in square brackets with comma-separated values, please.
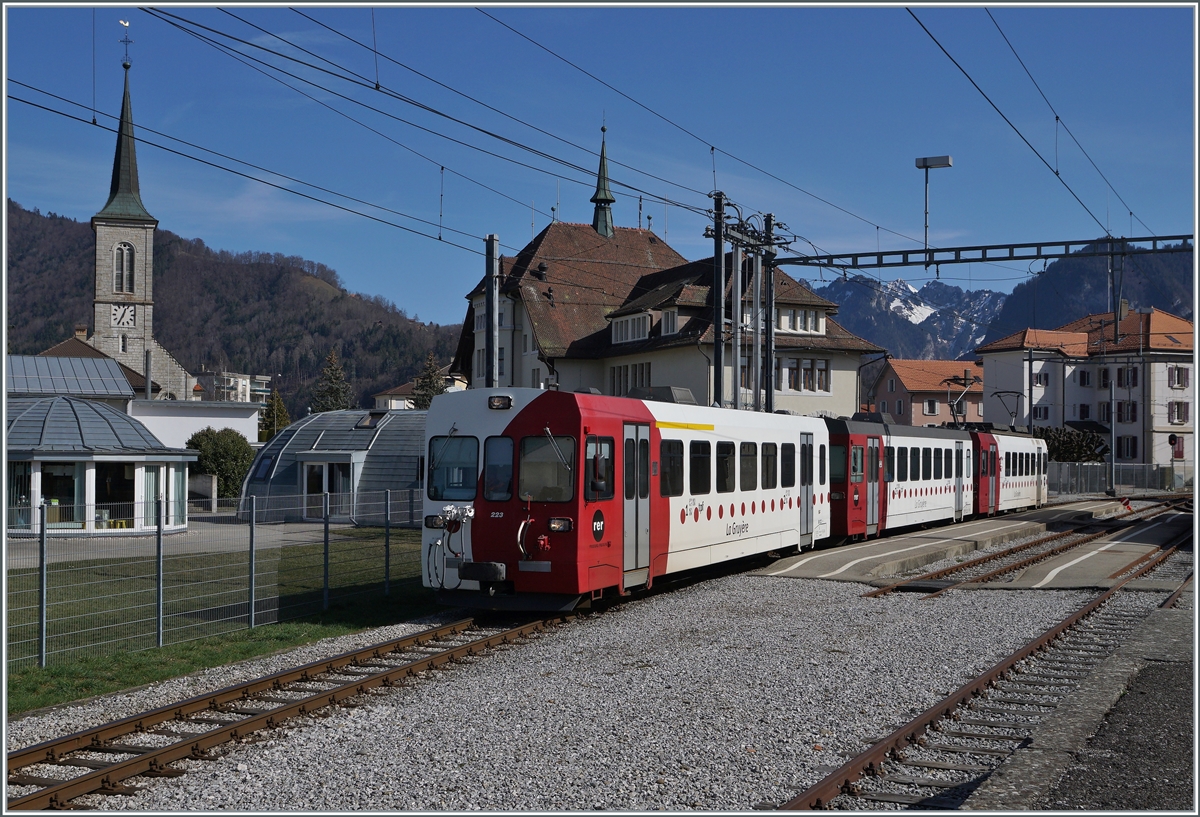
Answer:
[1036, 449, 1047, 506]
[622, 423, 651, 587]
[987, 444, 998, 515]
[799, 433, 814, 543]
[866, 437, 881, 535]
[954, 442, 964, 521]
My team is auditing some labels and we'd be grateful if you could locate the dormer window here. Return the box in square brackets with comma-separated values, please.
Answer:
[612, 314, 649, 344]
[114, 243, 135, 293]
[662, 309, 679, 336]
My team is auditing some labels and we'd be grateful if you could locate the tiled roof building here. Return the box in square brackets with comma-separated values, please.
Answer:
[975, 308, 1193, 467]
[869, 359, 984, 427]
[451, 134, 881, 416]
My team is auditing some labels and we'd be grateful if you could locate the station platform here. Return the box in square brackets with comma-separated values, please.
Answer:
[754, 500, 1192, 592]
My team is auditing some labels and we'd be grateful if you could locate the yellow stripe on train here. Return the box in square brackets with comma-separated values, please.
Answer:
[655, 421, 716, 431]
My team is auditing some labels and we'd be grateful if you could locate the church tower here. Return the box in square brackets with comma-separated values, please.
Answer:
[89, 58, 190, 399]
[590, 126, 616, 238]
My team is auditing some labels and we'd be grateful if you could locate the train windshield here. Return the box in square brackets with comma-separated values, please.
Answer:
[518, 436, 576, 502]
[428, 436, 479, 501]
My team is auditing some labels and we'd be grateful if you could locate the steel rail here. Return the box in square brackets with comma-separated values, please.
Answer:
[777, 533, 1187, 810]
[1160, 573, 1194, 609]
[7, 616, 566, 810]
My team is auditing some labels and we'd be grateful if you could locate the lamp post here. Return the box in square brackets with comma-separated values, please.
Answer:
[916, 155, 952, 271]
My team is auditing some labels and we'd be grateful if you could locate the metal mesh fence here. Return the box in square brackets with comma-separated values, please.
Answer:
[6, 490, 424, 670]
[1047, 461, 1194, 496]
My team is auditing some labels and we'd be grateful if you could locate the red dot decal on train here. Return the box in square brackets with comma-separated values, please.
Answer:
[751, 502, 755, 515]
[741, 503, 746, 515]
[707, 506, 712, 520]
[694, 508, 700, 522]
[718, 505, 724, 519]
[771, 499, 775, 512]
[761, 501, 766, 513]
[680, 509, 686, 524]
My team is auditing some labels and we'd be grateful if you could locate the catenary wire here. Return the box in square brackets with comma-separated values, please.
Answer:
[984, 7, 1156, 237]
[907, 8, 1110, 237]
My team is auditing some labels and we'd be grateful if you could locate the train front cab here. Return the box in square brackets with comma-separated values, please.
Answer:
[424, 389, 665, 611]
[825, 420, 885, 541]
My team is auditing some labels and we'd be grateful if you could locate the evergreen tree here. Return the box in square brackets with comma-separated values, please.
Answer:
[1032, 426, 1108, 462]
[186, 427, 255, 498]
[311, 349, 356, 412]
[260, 387, 292, 441]
[412, 352, 448, 410]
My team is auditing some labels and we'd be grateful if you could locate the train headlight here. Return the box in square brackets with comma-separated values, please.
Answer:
[488, 395, 513, 410]
[547, 517, 573, 533]
[424, 514, 446, 529]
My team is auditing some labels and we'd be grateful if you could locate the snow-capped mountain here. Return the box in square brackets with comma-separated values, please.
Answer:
[806, 274, 1007, 360]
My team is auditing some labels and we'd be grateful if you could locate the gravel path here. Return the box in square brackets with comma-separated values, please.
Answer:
[10, 575, 1093, 811]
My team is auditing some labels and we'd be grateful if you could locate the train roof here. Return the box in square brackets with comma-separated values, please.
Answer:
[824, 416, 972, 441]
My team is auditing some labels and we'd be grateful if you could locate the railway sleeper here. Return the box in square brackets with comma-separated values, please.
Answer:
[923, 742, 1014, 757]
[881, 772, 973, 789]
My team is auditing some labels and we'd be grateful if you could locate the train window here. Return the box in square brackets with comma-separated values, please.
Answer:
[850, 446, 864, 483]
[518, 435, 576, 503]
[922, 448, 932, 481]
[828, 445, 845, 483]
[639, 438, 650, 500]
[819, 445, 826, 485]
[660, 440, 684, 497]
[624, 439, 637, 500]
[979, 451, 986, 477]
[866, 445, 877, 485]
[944, 449, 953, 479]
[897, 446, 908, 481]
[783, 443, 797, 486]
[740, 443, 758, 491]
[910, 448, 921, 482]
[1042, 452, 1047, 474]
[955, 448, 963, 479]
[716, 442, 736, 493]
[690, 441, 711, 495]
[933, 450, 943, 480]
[801, 443, 812, 487]
[1005, 452, 1012, 475]
[483, 437, 515, 501]
[992, 451, 998, 476]
[584, 436, 614, 502]
[885, 446, 895, 482]
[762, 443, 777, 490]
[428, 435, 479, 501]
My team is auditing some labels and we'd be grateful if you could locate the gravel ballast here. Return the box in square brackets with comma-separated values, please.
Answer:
[8, 574, 1098, 811]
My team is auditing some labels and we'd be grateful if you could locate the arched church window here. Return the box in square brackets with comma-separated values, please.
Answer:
[114, 243, 135, 293]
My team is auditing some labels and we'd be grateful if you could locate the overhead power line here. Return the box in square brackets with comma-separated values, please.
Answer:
[983, 7, 1156, 236]
[906, 8, 1110, 237]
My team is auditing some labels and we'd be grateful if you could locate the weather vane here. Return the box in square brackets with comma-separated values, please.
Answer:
[119, 20, 132, 67]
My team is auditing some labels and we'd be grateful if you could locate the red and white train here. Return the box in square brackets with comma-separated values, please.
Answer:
[422, 388, 1047, 610]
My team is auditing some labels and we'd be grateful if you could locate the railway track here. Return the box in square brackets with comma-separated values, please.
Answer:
[6, 615, 571, 810]
[864, 498, 1190, 599]
[774, 527, 1193, 810]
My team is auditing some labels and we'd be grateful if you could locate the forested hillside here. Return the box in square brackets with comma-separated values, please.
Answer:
[979, 240, 1193, 345]
[6, 199, 460, 417]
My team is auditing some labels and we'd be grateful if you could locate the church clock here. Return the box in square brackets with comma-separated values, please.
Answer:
[111, 304, 136, 327]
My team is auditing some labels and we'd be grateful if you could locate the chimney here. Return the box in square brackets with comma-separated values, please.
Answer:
[74, 325, 88, 340]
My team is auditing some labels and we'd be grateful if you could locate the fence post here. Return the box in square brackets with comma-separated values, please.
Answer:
[38, 501, 48, 669]
[323, 492, 330, 611]
[156, 495, 164, 648]
[408, 489, 415, 528]
[384, 489, 391, 597]
[248, 495, 257, 628]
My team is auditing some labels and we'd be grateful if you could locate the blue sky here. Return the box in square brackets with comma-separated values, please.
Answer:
[5, 4, 1195, 325]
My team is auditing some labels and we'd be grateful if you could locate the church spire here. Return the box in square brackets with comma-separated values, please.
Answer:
[590, 126, 615, 238]
[95, 63, 156, 224]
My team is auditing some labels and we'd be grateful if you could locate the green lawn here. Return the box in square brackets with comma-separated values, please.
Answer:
[6, 527, 439, 715]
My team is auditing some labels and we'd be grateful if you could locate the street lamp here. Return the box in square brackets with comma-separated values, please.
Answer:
[916, 155, 952, 272]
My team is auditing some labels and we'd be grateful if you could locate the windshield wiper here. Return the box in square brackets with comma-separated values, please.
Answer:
[430, 423, 458, 472]
[544, 426, 572, 473]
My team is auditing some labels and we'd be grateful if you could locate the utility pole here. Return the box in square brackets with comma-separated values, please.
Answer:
[1026, 347, 1034, 435]
[752, 250, 762, 411]
[731, 244, 743, 410]
[712, 193, 725, 408]
[764, 214, 776, 414]
[485, 234, 500, 388]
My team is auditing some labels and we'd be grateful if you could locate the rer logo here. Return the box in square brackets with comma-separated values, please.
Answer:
[591, 510, 605, 542]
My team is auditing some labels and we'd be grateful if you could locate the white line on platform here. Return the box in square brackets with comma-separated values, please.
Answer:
[815, 520, 1031, 578]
